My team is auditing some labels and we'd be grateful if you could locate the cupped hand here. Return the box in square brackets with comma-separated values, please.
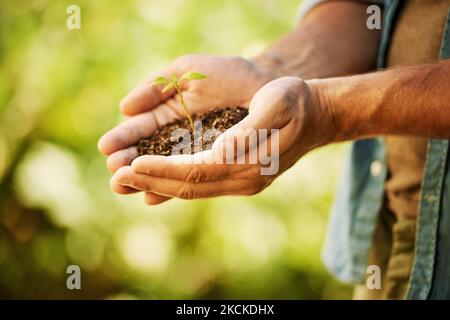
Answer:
[110, 77, 334, 204]
[98, 55, 276, 203]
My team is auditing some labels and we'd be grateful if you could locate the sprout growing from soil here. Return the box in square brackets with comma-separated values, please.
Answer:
[153, 71, 207, 135]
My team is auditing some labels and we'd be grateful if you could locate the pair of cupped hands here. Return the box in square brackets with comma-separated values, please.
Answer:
[98, 55, 331, 205]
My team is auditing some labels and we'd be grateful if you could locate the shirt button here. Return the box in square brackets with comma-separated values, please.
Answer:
[370, 160, 383, 177]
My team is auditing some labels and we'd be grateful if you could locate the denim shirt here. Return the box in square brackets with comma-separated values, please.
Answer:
[299, 0, 450, 299]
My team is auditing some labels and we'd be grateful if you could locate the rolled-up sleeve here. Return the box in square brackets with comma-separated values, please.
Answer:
[297, 0, 385, 22]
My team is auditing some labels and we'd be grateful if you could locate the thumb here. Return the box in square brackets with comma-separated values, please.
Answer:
[211, 109, 277, 164]
[211, 77, 305, 163]
[120, 68, 178, 116]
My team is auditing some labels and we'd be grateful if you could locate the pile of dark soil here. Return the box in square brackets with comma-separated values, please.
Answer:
[137, 107, 248, 156]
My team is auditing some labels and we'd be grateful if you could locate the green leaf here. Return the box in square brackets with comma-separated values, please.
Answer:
[152, 76, 169, 85]
[181, 71, 207, 81]
[162, 82, 175, 93]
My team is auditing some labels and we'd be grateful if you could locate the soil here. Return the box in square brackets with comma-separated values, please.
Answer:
[137, 107, 248, 156]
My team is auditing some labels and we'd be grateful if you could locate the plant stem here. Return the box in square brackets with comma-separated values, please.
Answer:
[175, 84, 195, 137]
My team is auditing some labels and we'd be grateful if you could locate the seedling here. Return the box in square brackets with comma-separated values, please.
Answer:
[153, 71, 207, 135]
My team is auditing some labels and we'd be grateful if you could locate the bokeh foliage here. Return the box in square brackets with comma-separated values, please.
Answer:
[0, 0, 352, 299]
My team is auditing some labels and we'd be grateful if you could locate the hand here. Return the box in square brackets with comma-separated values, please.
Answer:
[110, 77, 334, 204]
[98, 54, 276, 204]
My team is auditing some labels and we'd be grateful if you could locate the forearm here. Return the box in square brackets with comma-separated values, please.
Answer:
[252, 1, 380, 79]
[314, 60, 450, 142]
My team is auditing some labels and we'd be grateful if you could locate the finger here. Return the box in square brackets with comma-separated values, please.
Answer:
[210, 98, 273, 163]
[111, 174, 168, 200]
[98, 103, 181, 155]
[144, 192, 172, 206]
[110, 170, 166, 198]
[113, 166, 261, 199]
[106, 145, 141, 195]
[212, 126, 284, 160]
[110, 176, 140, 194]
[107, 147, 139, 173]
[98, 112, 156, 155]
[108, 147, 171, 198]
[131, 152, 258, 183]
[211, 85, 299, 163]
[120, 69, 177, 116]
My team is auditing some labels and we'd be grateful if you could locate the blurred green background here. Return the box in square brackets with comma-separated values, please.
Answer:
[0, 0, 352, 299]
